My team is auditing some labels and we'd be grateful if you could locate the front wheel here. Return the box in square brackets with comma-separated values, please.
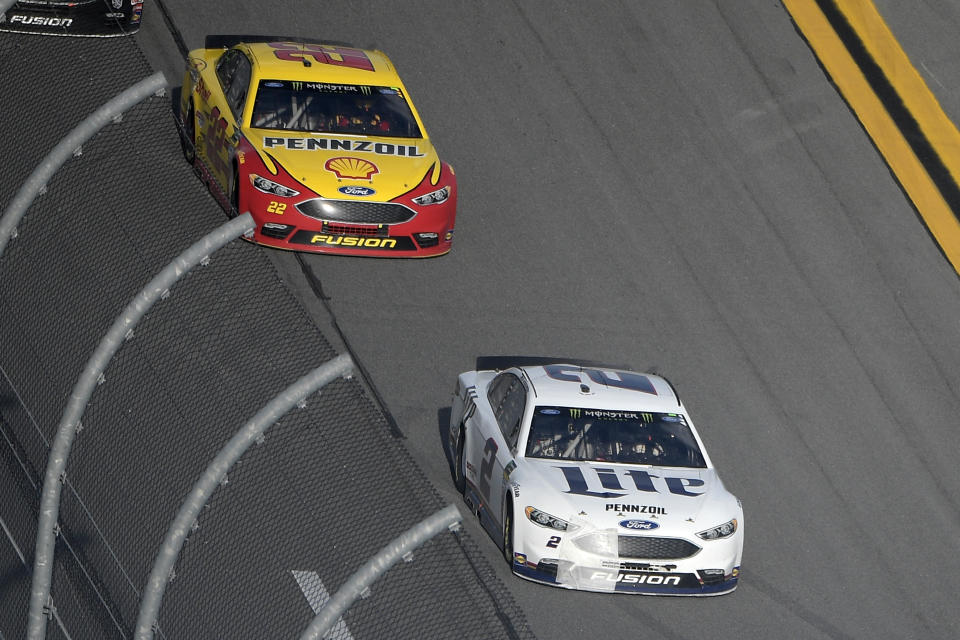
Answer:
[502, 499, 514, 566]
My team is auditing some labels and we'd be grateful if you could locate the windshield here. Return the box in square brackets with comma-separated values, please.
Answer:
[525, 406, 707, 468]
[251, 80, 422, 137]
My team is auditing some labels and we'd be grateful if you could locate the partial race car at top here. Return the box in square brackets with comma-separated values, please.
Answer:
[0, 0, 143, 36]
[179, 36, 457, 257]
[449, 358, 744, 595]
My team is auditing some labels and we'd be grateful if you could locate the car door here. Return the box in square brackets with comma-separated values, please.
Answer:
[197, 48, 250, 192]
[472, 371, 527, 528]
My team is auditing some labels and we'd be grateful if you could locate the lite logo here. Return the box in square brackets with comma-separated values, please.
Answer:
[557, 466, 705, 498]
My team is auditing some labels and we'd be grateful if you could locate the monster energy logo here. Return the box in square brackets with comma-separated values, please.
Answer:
[292, 81, 303, 90]
[568, 408, 643, 421]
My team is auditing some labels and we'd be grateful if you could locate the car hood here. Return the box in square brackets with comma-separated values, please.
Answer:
[242, 128, 441, 200]
[514, 459, 739, 532]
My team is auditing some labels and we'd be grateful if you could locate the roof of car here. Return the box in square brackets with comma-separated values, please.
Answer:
[488, 364, 686, 415]
[240, 41, 402, 84]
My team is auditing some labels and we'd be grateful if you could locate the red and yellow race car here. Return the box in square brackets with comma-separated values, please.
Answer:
[179, 36, 457, 257]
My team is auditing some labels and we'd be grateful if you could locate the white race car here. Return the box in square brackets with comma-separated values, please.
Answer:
[449, 357, 743, 595]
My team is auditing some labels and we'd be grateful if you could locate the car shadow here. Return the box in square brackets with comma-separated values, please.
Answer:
[436, 406, 455, 485]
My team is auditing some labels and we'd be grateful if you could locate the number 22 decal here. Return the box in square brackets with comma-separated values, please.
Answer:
[478, 438, 498, 499]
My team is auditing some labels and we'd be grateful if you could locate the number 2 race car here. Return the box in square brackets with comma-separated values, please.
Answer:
[179, 36, 457, 257]
[0, 1, 143, 36]
[449, 358, 744, 595]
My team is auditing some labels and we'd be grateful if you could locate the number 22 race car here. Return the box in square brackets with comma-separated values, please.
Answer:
[449, 358, 744, 595]
[179, 36, 457, 257]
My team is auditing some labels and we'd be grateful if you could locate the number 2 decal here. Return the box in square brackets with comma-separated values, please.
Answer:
[546, 536, 561, 549]
[478, 437, 498, 499]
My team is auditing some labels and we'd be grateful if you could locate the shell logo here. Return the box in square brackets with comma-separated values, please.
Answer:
[324, 157, 379, 180]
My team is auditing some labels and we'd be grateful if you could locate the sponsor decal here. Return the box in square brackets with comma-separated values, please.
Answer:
[605, 504, 667, 515]
[263, 137, 424, 157]
[195, 76, 211, 103]
[105, 12, 125, 18]
[310, 235, 396, 248]
[583, 409, 640, 420]
[513, 552, 526, 565]
[10, 16, 73, 27]
[237, 151, 246, 165]
[589, 571, 683, 586]
[325, 157, 379, 180]
[619, 519, 659, 531]
[540, 408, 561, 415]
[290, 230, 415, 250]
[338, 185, 376, 196]
[503, 460, 517, 482]
[557, 466, 706, 498]
[112, 0, 123, 8]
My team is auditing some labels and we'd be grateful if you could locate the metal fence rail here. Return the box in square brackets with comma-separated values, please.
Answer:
[28, 213, 254, 640]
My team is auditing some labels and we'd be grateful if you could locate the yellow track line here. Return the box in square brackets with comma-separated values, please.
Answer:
[783, 0, 960, 272]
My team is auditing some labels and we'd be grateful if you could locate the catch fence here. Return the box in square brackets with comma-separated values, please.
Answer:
[0, 30, 533, 640]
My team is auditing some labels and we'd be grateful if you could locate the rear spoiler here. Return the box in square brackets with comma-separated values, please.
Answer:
[474, 356, 633, 373]
[204, 35, 357, 50]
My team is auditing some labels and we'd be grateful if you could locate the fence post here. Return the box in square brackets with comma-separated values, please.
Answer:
[133, 353, 354, 640]
[299, 504, 463, 640]
[26, 214, 256, 640]
[0, 71, 167, 260]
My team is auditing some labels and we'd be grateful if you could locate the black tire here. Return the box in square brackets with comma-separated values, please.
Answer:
[502, 499, 514, 566]
[453, 425, 466, 494]
[182, 100, 196, 164]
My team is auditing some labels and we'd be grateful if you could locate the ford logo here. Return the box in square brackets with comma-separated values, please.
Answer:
[338, 185, 376, 196]
[619, 519, 659, 531]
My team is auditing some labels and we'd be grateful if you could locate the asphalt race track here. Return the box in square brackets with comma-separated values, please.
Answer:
[134, 2, 960, 638]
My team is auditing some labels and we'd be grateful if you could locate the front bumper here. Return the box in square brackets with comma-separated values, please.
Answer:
[238, 156, 457, 258]
[512, 557, 739, 595]
[513, 517, 742, 596]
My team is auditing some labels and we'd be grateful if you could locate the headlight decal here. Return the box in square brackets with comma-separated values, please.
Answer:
[696, 518, 737, 540]
[525, 506, 571, 532]
[250, 174, 300, 198]
[412, 185, 450, 206]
